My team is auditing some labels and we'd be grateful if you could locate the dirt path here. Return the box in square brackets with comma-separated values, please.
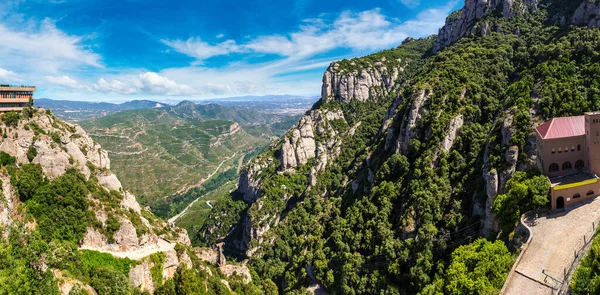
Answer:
[168, 152, 237, 224]
[503, 197, 600, 294]
[79, 238, 175, 260]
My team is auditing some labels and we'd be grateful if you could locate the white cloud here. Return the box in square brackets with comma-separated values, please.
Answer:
[138, 72, 196, 95]
[164, 5, 455, 63]
[161, 37, 242, 62]
[0, 68, 22, 82]
[399, 0, 420, 8]
[216, 33, 225, 39]
[94, 78, 138, 95]
[46, 75, 87, 90]
[0, 18, 100, 74]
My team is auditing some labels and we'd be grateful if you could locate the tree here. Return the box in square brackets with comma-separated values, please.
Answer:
[444, 239, 513, 295]
[493, 171, 550, 233]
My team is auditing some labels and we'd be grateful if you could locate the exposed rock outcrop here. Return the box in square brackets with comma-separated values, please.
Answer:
[572, 0, 600, 27]
[397, 89, 431, 154]
[129, 260, 154, 294]
[483, 169, 499, 234]
[321, 59, 400, 103]
[433, 0, 539, 53]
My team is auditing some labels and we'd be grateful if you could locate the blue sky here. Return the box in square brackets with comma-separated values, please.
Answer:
[0, 0, 460, 102]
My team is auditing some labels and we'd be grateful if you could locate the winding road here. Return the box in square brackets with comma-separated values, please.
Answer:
[168, 152, 238, 224]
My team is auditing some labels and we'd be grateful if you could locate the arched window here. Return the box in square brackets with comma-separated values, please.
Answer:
[578, 144, 582, 151]
[574, 193, 581, 199]
[549, 163, 559, 172]
[552, 148, 556, 154]
[558, 148, 562, 153]
[572, 146, 575, 151]
[588, 190, 595, 196]
[576, 160, 585, 169]
[563, 161, 573, 170]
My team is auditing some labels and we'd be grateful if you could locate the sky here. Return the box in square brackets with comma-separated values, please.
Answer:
[0, 0, 461, 102]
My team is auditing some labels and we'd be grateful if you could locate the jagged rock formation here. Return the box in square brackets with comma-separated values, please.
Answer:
[321, 58, 401, 102]
[434, 0, 539, 53]
[572, 0, 600, 27]
[397, 88, 431, 154]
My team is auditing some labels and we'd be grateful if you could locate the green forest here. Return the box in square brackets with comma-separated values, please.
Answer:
[195, 1, 600, 294]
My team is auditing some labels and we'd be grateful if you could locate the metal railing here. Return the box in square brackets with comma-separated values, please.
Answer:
[0, 84, 36, 88]
[555, 220, 599, 294]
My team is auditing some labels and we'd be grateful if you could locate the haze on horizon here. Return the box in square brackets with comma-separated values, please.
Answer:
[0, 0, 460, 102]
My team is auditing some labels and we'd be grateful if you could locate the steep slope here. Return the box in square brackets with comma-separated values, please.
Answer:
[0, 107, 263, 294]
[197, 0, 600, 293]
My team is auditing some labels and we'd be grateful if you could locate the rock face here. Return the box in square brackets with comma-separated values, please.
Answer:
[483, 169, 499, 234]
[129, 260, 154, 294]
[440, 114, 464, 153]
[397, 89, 431, 154]
[433, 0, 539, 52]
[238, 109, 345, 204]
[572, 0, 600, 27]
[279, 110, 344, 172]
[321, 60, 400, 103]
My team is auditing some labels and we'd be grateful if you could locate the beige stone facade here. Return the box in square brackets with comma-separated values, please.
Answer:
[536, 112, 600, 210]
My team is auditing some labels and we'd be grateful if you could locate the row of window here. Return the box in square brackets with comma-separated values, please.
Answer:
[559, 190, 595, 200]
[549, 160, 585, 172]
[551, 145, 581, 154]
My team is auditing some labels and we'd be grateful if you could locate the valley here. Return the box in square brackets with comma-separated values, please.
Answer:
[5, 0, 600, 294]
[77, 100, 305, 222]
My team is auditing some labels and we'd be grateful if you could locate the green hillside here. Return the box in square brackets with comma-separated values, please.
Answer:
[80, 106, 276, 218]
[192, 0, 600, 293]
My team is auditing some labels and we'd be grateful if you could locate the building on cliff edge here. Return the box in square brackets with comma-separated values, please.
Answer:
[0, 84, 35, 112]
[536, 112, 600, 210]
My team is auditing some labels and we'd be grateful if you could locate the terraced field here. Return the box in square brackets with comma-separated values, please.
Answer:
[80, 107, 272, 212]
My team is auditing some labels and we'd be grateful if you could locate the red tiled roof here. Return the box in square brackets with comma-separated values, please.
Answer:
[536, 116, 585, 139]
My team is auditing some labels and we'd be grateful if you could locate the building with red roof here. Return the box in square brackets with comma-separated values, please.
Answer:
[536, 112, 600, 210]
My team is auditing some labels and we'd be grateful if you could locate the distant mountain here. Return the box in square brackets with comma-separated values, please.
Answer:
[35, 98, 165, 121]
[36, 95, 318, 122]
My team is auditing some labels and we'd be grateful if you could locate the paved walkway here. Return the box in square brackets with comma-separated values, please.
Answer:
[80, 238, 175, 260]
[504, 197, 600, 294]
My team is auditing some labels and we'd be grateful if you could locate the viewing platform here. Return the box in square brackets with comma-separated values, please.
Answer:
[0, 84, 35, 112]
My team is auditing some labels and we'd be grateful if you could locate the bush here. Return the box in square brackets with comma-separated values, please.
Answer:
[27, 145, 37, 162]
[89, 268, 130, 295]
[0, 151, 16, 166]
[2, 111, 20, 127]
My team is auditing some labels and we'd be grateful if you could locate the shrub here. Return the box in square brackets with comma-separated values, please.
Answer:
[27, 145, 37, 162]
[2, 111, 20, 127]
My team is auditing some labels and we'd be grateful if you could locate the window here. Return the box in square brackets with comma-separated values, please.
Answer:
[572, 146, 575, 151]
[576, 160, 585, 169]
[574, 193, 581, 199]
[552, 148, 556, 154]
[563, 161, 573, 170]
[578, 144, 581, 151]
[559, 148, 562, 153]
[588, 190, 595, 196]
[549, 163, 559, 172]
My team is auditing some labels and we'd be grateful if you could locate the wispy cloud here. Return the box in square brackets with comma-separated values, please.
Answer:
[164, 6, 453, 63]
[0, 18, 100, 74]
[399, 0, 421, 9]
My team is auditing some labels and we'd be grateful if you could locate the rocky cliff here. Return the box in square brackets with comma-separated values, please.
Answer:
[434, 0, 540, 52]
[321, 56, 404, 103]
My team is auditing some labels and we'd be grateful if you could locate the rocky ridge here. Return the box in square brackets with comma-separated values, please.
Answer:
[433, 0, 540, 53]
